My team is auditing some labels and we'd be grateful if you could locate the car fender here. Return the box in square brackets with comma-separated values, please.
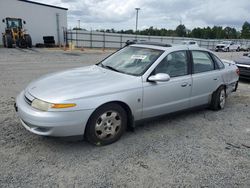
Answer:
[72, 88, 143, 121]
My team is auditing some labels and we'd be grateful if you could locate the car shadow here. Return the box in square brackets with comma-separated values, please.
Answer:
[37, 106, 209, 148]
[239, 78, 250, 83]
[135, 106, 208, 130]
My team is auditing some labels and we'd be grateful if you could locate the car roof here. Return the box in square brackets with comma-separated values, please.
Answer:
[131, 44, 210, 53]
[182, 40, 197, 42]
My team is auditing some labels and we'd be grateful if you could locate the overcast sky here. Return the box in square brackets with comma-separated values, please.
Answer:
[32, 0, 250, 31]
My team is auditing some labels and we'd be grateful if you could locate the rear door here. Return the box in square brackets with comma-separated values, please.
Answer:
[142, 50, 192, 118]
[190, 50, 221, 107]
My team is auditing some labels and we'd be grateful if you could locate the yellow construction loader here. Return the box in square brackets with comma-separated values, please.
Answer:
[2, 17, 32, 48]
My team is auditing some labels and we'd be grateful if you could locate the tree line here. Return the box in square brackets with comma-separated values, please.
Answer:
[94, 21, 250, 39]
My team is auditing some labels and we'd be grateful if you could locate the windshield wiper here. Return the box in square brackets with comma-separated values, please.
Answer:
[105, 65, 120, 72]
[99, 63, 132, 75]
[100, 63, 120, 73]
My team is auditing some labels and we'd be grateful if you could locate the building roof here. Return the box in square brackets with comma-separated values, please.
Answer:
[18, 0, 68, 10]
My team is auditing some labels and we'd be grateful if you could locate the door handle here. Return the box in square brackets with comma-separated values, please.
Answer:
[181, 82, 188, 87]
[213, 78, 218, 81]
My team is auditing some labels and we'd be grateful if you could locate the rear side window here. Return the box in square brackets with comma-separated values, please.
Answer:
[211, 54, 225, 69]
[191, 51, 214, 73]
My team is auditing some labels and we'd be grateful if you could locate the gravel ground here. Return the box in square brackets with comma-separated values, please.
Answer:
[0, 48, 249, 187]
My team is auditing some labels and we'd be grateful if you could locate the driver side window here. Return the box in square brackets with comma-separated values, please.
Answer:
[154, 51, 188, 77]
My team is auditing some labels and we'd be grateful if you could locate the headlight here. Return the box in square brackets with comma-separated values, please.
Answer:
[31, 99, 52, 111]
[31, 99, 76, 111]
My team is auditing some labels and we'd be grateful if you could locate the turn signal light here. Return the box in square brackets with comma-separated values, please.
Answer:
[51, 103, 76, 109]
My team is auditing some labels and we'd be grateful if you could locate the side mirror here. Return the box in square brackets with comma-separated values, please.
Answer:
[2, 19, 5, 23]
[23, 21, 26, 24]
[148, 73, 170, 82]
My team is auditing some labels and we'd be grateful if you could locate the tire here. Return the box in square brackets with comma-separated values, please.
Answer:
[18, 38, 27, 48]
[85, 103, 127, 146]
[227, 48, 229, 52]
[2, 36, 6, 47]
[24, 34, 32, 48]
[210, 86, 226, 110]
[236, 47, 240, 52]
[5, 34, 13, 48]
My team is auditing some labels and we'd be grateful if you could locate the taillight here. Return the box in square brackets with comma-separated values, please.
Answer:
[236, 68, 240, 76]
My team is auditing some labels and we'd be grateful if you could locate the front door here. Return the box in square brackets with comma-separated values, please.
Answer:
[142, 50, 192, 119]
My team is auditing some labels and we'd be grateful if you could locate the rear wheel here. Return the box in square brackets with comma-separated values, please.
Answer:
[2, 36, 6, 47]
[85, 103, 127, 146]
[210, 86, 226, 110]
[5, 34, 13, 48]
[24, 34, 32, 48]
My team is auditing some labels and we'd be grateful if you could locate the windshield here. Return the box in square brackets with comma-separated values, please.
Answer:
[100, 46, 163, 76]
[7, 19, 22, 28]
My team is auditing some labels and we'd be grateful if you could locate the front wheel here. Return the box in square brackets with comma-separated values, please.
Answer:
[17, 38, 27, 48]
[85, 103, 127, 146]
[210, 86, 226, 110]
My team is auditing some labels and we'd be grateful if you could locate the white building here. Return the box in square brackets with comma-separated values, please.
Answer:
[0, 0, 67, 46]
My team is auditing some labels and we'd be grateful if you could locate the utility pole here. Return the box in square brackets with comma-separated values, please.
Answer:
[135, 8, 140, 34]
[78, 20, 80, 29]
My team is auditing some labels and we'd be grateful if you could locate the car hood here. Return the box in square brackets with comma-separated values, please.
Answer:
[235, 57, 250, 65]
[26, 65, 141, 102]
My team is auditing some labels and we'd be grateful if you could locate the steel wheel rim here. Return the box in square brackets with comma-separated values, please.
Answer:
[219, 90, 226, 108]
[95, 111, 122, 140]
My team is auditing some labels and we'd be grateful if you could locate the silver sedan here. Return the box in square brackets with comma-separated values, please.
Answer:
[15, 44, 239, 145]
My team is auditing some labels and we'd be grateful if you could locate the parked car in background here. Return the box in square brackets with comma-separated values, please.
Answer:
[235, 53, 250, 79]
[215, 41, 240, 52]
[15, 42, 239, 145]
[240, 44, 250, 51]
[182, 40, 199, 46]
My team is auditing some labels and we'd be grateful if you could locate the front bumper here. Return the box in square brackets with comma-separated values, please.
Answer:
[15, 91, 94, 137]
[215, 47, 227, 52]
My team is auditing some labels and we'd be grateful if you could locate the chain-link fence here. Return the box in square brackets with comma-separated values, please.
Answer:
[65, 30, 250, 50]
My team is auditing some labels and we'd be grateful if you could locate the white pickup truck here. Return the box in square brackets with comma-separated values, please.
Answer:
[215, 41, 240, 52]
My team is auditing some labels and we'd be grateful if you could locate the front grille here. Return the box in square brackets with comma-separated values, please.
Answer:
[24, 95, 32, 105]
